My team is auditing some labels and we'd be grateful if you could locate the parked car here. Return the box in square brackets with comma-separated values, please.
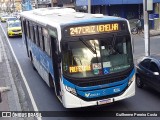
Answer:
[1, 15, 9, 22]
[7, 20, 22, 37]
[136, 56, 160, 92]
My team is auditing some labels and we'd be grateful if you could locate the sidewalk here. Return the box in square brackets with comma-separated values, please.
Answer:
[0, 35, 22, 119]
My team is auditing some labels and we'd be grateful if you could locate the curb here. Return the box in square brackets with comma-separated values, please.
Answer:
[150, 31, 160, 37]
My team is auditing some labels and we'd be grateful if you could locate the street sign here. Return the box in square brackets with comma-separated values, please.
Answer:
[149, 14, 154, 20]
[153, 13, 159, 19]
[149, 13, 159, 20]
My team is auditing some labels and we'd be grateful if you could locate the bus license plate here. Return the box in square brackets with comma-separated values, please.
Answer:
[98, 98, 113, 105]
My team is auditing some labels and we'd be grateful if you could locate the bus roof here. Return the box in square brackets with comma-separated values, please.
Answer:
[20, 7, 127, 27]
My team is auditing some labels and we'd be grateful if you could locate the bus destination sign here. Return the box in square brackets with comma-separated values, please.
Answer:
[69, 23, 119, 36]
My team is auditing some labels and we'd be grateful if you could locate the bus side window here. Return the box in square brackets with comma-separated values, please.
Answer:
[44, 37, 50, 56]
[32, 24, 36, 43]
[38, 27, 45, 51]
[22, 18, 27, 36]
[29, 22, 34, 42]
[26, 21, 30, 39]
[43, 28, 50, 56]
[34, 26, 40, 47]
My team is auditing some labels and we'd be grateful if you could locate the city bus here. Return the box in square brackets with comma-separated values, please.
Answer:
[20, 7, 135, 108]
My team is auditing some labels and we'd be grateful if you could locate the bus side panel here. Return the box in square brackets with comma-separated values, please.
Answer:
[27, 38, 54, 86]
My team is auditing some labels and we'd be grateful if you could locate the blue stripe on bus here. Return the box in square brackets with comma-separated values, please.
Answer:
[77, 82, 128, 98]
[63, 68, 135, 91]
[63, 69, 134, 98]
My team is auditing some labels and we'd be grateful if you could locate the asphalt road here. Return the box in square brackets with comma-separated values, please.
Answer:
[1, 22, 160, 120]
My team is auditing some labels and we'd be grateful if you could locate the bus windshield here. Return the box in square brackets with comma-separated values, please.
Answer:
[62, 35, 133, 78]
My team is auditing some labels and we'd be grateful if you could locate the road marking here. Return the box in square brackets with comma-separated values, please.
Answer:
[0, 24, 42, 120]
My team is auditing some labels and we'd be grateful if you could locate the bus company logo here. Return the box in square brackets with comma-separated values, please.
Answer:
[113, 88, 120, 93]
[85, 93, 90, 97]
[85, 93, 100, 98]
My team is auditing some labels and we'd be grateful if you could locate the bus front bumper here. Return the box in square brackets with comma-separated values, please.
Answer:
[62, 80, 135, 108]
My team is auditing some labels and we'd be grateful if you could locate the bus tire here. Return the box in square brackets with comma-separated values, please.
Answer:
[136, 75, 144, 88]
[30, 52, 36, 71]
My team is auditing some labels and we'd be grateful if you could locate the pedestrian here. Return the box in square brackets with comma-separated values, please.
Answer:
[136, 19, 142, 34]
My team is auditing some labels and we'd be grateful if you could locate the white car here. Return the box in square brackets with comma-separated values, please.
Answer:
[6, 17, 18, 27]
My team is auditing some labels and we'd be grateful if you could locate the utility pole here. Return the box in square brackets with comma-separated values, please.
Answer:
[143, 0, 150, 56]
[51, 0, 53, 7]
[88, 0, 91, 13]
[35, 0, 38, 8]
[13, 0, 15, 12]
[143, 0, 153, 56]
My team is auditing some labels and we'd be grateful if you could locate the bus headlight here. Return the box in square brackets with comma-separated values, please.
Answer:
[65, 86, 77, 96]
[128, 75, 135, 86]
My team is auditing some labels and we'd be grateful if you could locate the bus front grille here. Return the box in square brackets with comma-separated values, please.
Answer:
[77, 76, 127, 87]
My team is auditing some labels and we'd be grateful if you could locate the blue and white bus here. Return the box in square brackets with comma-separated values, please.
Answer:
[21, 7, 135, 108]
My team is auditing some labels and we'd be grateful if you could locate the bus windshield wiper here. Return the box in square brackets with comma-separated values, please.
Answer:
[79, 37, 97, 54]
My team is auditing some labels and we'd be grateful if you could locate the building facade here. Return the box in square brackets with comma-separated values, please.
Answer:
[75, 0, 160, 29]
[0, 0, 22, 12]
